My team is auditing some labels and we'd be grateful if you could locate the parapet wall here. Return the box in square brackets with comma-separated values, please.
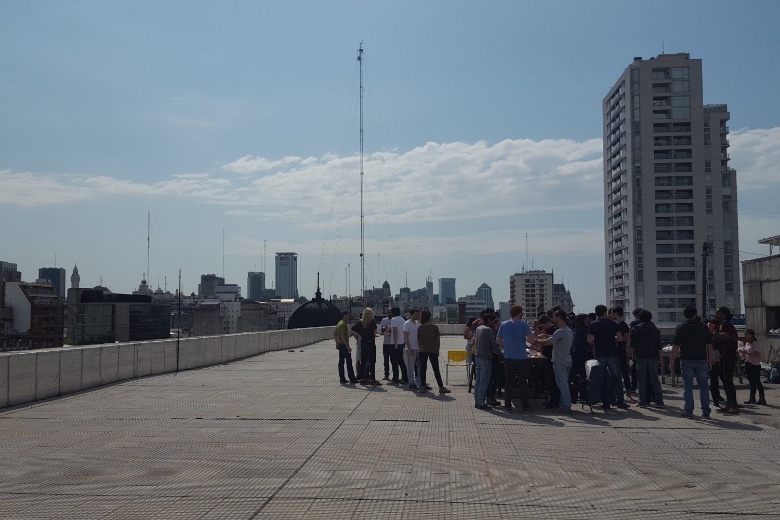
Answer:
[0, 324, 468, 410]
[0, 327, 333, 409]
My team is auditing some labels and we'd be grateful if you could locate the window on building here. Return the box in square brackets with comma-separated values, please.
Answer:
[676, 243, 695, 254]
[677, 257, 696, 267]
[655, 204, 674, 214]
[656, 230, 674, 240]
[657, 271, 675, 281]
[676, 230, 694, 240]
[677, 271, 696, 281]
[675, 203, 694, 213]
[657, 244, 675, 254]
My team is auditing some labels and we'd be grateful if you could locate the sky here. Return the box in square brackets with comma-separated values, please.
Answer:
[2, 1, 779, 313]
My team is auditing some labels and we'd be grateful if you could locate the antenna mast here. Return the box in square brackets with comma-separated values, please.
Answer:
[358, 42, 365, 299]
[147, 212, 151, 283]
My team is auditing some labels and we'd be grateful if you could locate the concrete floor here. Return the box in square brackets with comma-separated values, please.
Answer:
[1, 336, 779, 519]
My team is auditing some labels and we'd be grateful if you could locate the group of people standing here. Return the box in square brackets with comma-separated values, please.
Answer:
[333, 307, 451, 394]
[333, 302, 768, 417]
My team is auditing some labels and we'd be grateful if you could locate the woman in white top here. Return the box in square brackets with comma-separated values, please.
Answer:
[742, 329, 766, 405]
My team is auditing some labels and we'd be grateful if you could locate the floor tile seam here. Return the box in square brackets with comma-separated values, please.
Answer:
[255, 494, 779, 515]
[246, 383, 378, 519]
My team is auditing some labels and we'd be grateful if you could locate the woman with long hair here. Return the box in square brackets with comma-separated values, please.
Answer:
[742, 329, 766, 405]
[352, 307, 380, 385]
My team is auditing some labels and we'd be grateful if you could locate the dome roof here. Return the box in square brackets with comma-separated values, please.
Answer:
[287, 287, 343, 329]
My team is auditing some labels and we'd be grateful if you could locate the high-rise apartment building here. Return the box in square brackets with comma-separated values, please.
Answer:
[39, 267, 66, 298]
[509, 270, 553, 318]
[275, 252, 298, 299]
[603, 53, 740, 337]
[438, 278, 456, 305]
[247, 271, 266, 300]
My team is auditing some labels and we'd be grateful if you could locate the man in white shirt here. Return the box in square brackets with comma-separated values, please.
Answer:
[380, 308, 394, 380]
[390, 307, 408, 384]
[403, 309, 421, 390]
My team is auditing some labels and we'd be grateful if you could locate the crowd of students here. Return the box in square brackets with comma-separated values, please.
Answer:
[332, 303, 768, 416]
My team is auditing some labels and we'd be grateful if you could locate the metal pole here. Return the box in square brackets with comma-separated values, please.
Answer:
[358, 42, 365, 300]
[701, 242, 708, 318]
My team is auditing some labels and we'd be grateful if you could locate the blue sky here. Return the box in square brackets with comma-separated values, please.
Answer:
[2, 1, 779, 312]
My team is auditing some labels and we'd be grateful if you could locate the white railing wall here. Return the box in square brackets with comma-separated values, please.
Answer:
[0, 327, 333, 409]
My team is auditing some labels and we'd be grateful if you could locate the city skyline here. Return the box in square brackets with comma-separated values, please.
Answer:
[2, 2, 779, 313]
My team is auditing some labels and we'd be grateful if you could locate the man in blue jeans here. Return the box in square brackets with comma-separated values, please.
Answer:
[588, 304, 629, 409]
[473, 313, 500, 410]
[670, 305, 713, 418]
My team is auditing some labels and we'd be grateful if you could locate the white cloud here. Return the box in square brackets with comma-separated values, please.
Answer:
[728, 127, 780, 190]
[3, 131, 778, 236]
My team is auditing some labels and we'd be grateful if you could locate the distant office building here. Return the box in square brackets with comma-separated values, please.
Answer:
[553, 283, 575, 314]
[67, 287, 169, 345]
[438, 278, 456, 305]
[458, 296, 487, 319]
[38, 267, 66, 298]
[216, 284, 241, 301]
[275, 252, 298, 299]
[426, 276, 434, 304]
[247, 271, 266, 300]
[1, 261, 19, 274]
[2, 281, 64, 349]
[199, 274, 225, 298]
[509, 270, 554, 318]
[603, 53, 740, 335]
[476, 283, 494, 310]
[71, 265, 80, 289]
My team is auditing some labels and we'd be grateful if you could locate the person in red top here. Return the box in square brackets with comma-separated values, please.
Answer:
[714, 306, 739, 414]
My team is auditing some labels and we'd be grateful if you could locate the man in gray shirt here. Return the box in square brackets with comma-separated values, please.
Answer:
[474, 313, 500, 410]
[539, 310, 574, 411]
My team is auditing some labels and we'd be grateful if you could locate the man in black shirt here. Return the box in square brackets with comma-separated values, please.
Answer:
[587, 305, 629, 409]
[670, 306, 713, 418]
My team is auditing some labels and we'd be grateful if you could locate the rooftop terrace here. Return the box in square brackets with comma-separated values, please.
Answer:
[2, 335, 779, 518]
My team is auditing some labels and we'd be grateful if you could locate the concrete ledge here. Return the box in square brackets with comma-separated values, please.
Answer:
[163, 342, 177, 372]
[1, 327, 335, 410]
[8, 353, 36, 406]
[0, 356, 8, 408]
[100, 345, 119, 386]
[60, 349, 82, 395]
[35, 351, 61, 401]
[117, 344, 135, 381]
[81, 347, 102, 390]
[150, 342, 166, 375]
